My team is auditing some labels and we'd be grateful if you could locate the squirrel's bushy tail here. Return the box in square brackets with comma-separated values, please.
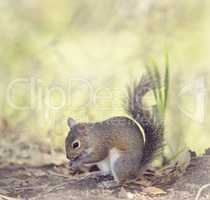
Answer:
[125, 75, 164, 166]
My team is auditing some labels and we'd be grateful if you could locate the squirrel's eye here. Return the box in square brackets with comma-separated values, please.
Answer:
[72, 140, 80, 149]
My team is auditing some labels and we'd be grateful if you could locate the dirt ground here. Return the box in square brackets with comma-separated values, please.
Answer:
[0, 156, 210, 200]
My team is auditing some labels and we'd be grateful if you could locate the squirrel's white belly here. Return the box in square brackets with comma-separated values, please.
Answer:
[96, 148, 121, 177]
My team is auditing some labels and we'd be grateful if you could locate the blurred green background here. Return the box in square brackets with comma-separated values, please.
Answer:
[0, 0, 210, 164]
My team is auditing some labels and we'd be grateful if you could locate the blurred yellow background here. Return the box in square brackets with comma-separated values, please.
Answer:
[0, 0, 210, 164]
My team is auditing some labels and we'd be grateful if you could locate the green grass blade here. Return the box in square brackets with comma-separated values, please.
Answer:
[164, 53, 170, 111]
[145, 55, 170, 121]
[152, 61, 163, 112]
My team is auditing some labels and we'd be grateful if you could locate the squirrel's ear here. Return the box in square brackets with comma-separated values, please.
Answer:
[67, 118, 77, 128]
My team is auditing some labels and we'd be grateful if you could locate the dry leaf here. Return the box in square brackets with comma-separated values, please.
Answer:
[143, 186, 167, 195]
[134, 178, 152, 187]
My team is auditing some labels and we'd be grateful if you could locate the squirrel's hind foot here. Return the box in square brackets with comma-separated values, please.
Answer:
[81, 171, 112, 182]
[98, 180, 122, 189]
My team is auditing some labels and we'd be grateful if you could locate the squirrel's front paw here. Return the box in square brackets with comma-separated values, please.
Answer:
[69, 159, 82, 171]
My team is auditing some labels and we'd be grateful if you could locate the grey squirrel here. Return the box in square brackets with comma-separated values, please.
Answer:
[65, 74, 164, 186]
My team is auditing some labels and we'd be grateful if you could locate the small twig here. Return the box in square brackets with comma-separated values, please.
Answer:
[48, 171, 72, 179]
[0, 194, 21, 200]
[1, 185, 46, 191]
[43, 182, 68, 194]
